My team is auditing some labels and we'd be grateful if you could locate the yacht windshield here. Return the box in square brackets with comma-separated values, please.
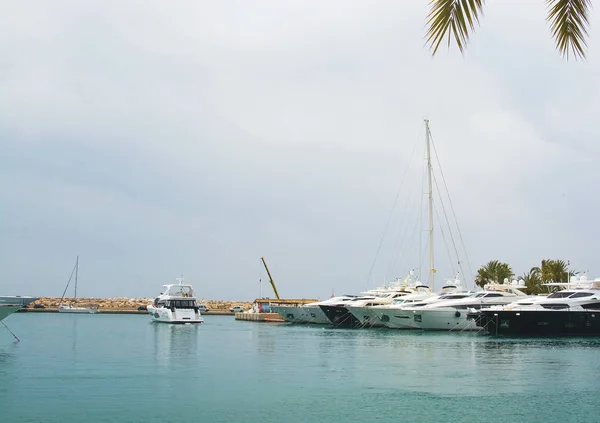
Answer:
[547, 291, 575, 299]
[440, 294, 471, 300]
[569, 292, 593, 298]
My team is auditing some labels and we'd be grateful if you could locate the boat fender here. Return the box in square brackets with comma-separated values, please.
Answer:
[454, 311, 461, 318]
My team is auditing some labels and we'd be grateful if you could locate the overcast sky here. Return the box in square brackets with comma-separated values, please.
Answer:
[1, 1, 599, 300]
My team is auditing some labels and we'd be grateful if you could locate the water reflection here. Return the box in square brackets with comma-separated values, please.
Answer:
[152, 323, 199, 369]
[254, 327, 600, 397]
[71, 315, 78, 356]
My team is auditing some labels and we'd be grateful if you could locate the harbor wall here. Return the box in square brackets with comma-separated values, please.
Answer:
[20, 297, 254, 315]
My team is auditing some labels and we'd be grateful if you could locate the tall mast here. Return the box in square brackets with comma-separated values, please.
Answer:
[425, 119, 435, 291]
[74, 255, 79, 301]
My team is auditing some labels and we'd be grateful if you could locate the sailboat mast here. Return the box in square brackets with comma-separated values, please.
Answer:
[74, 255, 79, 301]
[425, 119, 435, 291]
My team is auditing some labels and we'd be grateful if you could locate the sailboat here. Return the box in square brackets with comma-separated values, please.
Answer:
[357, 119, 472, 329]
[58, 256, 98, 314]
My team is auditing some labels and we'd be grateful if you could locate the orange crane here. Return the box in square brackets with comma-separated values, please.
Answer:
[260, 257, 281, 300]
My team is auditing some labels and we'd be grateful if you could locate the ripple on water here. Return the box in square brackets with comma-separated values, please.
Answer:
[1, 314, 599, 423]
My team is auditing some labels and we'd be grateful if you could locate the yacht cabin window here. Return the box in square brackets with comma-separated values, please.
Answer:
[547, 291, 574, 299]
[569, 292, 594, 298]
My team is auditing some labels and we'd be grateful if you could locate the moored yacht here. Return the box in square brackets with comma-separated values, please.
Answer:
[319, 270, 434, 328]
[470, 280, 600, 335]
[319, 289, 413, 329]
[346, 284, 432, 328]
[369, 279, 468, 329]
[271, 295, 357, 324]
[147, 278, 204, 324]
[370, 291, 450, 329]
[410, 282, 531, 331]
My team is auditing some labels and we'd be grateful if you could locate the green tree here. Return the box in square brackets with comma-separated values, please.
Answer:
[521, 267, 544, 295]
[532, 259, 574, 283]
[475, 260, 514, 288]
[426, 0, 593, 60]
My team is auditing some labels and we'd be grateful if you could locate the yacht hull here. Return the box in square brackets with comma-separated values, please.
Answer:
[0, 296, 38, 307]
[271, 305, 330, 324]
[473, 310, 600, 336]
[0, 305, 21, 322]
[147, 305, 204, 324]
[412, 308, 478, 331]
[58, 306, 98, 314]
[370, 308, 420, 329]
[319, 305, 361, 328]
[346, 306, 385, 328]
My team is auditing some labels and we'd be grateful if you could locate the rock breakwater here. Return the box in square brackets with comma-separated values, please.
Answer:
[28, 297, 253, 311]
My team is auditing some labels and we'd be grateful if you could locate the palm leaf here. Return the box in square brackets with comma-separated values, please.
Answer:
[426, 0, 486, 55]
[546, 0, 592, 60]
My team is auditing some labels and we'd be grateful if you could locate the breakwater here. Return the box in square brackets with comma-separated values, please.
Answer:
[20, 297, 253, 315]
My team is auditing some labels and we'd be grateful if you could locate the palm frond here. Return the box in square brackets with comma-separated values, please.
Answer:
[426, 0, 486, 55]
[546, 0, 592, 60]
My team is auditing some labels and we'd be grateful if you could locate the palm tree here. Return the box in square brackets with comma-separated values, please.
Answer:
[475, 260, 514, 288]
[426, 0, 593, 60]
[532, 259, 574, 283]
[521, 267, 544, 295]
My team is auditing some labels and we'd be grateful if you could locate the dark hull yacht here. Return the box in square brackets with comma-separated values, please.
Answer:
[319, 304, 363, 328]
[468, 284, 600, 336]
[470, 309, 600, 336]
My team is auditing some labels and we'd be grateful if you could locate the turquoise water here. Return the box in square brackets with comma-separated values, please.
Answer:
[1, 313, 600, 423]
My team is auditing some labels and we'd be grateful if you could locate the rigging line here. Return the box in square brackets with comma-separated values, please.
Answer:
[383, 188, 414, 277]
[389, 169, 421, 252]
[428, 129, 474, 282]
[59, 260, 78, 305]
[390, 193, 421, 273]
[386, 183, 421, 277]
[396, 181, 422, 249]
[431, 169, 464, 279]
[432, 198, 457, 277]
[391, 213, 421, 277]
[1, 321, 20, 343]
[364, 123, 424, 287]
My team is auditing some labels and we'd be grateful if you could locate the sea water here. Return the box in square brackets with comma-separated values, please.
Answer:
[1, 313, 599, 423]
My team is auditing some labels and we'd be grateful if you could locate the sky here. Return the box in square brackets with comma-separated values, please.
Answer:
[1, 1, 600, 301]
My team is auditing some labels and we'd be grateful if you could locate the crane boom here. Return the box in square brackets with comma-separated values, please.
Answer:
[260, 257, 281, 300]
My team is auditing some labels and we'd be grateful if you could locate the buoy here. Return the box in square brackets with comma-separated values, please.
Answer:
[455, 311, 461, 318]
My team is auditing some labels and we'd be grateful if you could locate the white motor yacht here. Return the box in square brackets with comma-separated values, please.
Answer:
[410, 282, 531, 331]
[318, 271, 434, 328]
[147, 278, 204, 324]
[346, 285, 432, 328]
[368, 279, 469, 329]
[369, 291, 440, 329]
[320, 290, 415, 328]
[271, 295, 358, 324]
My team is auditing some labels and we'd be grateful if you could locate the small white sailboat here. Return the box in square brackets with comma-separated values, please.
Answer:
[146, 277, 204, 324]
[58, 256, 98, 314]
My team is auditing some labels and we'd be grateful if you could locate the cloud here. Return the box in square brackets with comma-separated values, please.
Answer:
[1, 1, 599, 300]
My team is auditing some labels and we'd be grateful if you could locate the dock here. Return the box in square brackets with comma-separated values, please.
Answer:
[18, 308, 236, 316]
[234, 297, 318, 323]
[234, 312, 286, 322]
